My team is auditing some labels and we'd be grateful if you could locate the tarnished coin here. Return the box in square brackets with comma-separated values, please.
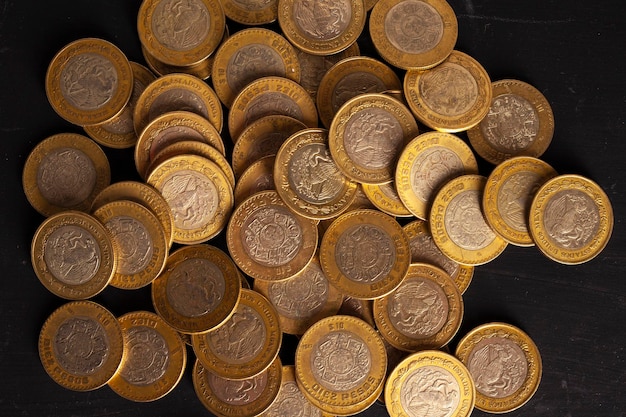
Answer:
[137, 0, 225, 67]
[31, 211, 116, 300]
[373, 263, 463, 352]
[212, 28, 301, 108]
[319, 209, 411, 299]
[278, 0, 366, 55]
[23, 133, 111, 217]
[468, 79, 555, 165]
[84, 62, 156, 149]
[362, 181, 413, 217]
[38, 301, 124, 391]
[193, 356, 282, 417]
[151, 244, 241, 334]
[370, 0, 457, 70]
[227, 190, 318, 281]
[396, 131, 478, 220]
[404, 50, 492, 132]
[274, 128, 358, 220]
[455, 322, 542, 413]
[147, 154, 233, 244]
[329, 93, 419, 184]
[234, 156, 276, 207]
[430, 175, 508, 266]
[529, 174, 613, 264]
[108, 311, 187, 402]
[385, 350, 475, 417]
[46, 38, 133, 126]
[317, 56, 402, 128]
[220, 0, 278, 24]
[141, 44, 214, 80]
[93, 200, 168, 289]
[484, 156, 558, 246]
[260, 365, 325, 417]
[192, 288, 282, 380]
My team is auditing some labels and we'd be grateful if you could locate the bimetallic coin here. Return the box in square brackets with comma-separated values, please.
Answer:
[38, 301, 124, 391]
[468, 79, 555, 165]
[362, 181, 413, 217]
[220, 0, 278, 24]
[337, 296, 376, 329]
[396, 131, 478, 220]
[529, 174, 613, 264]
[370, 0, 457, 70]
[260, 365, 325, 417]
[373, 263, 463, 352]
[23, 133, 111, 217]
[484, 157, 558, 246]
[385, 350, 475, 417]
[234, 156, 277, 207]
[141, 44, 214, 80]
[46, 38, 133, 126]
[108, 311, 187, 402]
[192, 288, 282, 379]
[404, 50, 492, 132]
[430, 175, 508, 266]
[377, 335, 407, 405]
[455, 322, 542, 413]
[31, 211, 116, 300]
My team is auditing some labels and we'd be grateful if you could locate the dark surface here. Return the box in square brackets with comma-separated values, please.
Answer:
[1, 1, 624, 416]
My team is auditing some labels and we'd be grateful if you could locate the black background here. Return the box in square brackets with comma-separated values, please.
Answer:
[1, 1, 624, 416]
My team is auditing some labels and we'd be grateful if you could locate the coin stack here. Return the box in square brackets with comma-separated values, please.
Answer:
[25, 0, 615, 416]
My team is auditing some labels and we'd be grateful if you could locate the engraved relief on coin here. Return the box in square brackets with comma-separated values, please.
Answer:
[209, 305, 266, 364]
[543, 190, 600, 249]
[148, 89, 208, 121]
[105, 216, 153, 275]
[400, 365, 460, 417]
[388, 278, 448, 338]
[166, 258, 226, 317]
[208, 371, 267, 405]
[379, 182, 404, 204]
[336, 224, 396, 283]
[37, 148, 97, 207]
[120, 326, 169, 386]
[344, 108, 404, 169]
[408, 233, 459, 278]
[60, 53, 118, 110]
[311, 331, 371, 391]
[152, 0, 210, 51]
[467, 337, 527, 398]
[244, 93, 303, 127]
[54, 317, 109, 375]
[265, 380, 321, 417]
[227, 45, 285, 93]
[498, 171, 542, 232]
[160, 170, 218, 230]
[44, 226, 100, 285]
[242, 206, 303, 267]
[268, 263, 328, 319]
[446, 190, 496, 250]
[332, 73, 386, 113]
[148, 126, 207, 160]
[385, 0, 444, 54]
[420, 63, 478, 117]
[289, 144, 344, 204]
[481, 94, 539, 152]
[293, 0, 352, 41]
[232, 0, 274, 11]
[411, 147, 464, 202]
[101, 76, 147, 135]
[249, 133, 287, 160]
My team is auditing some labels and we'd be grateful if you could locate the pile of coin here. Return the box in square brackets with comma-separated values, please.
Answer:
[24, 0, 615, 415]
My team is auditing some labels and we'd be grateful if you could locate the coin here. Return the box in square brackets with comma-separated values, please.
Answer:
[484, 156, 558, 246]
[361, 181, 413, 217]
[376, 335, 407, 405]
[147, 154, 233, 244]
[317, 56, 402, 128]
[385, 350, 475, 417]
[46, 38, 133, 126]
[278, 0, 366, 55]
[455, 322, 542, 413]
[23, 133, 111, 217]
[151, 244, 241, 334]
[234, 156, 276, 207]
[192, 288, 282, 379]
[31, 211, 116, 299]
[370, 0, 458, 70]
[319, 209, 411, 299]
[395, 131, 478, 220]
[108, 311, 187, 402]
[141, 44, 214, 80]
[373, 263, 463, 352]
[83, 62, 156, 149]
[227, 190, 318, 281]
[220, 0, 278, 24]
[468, 79, 555, 164]
[328, 93, 419, 184]
[430, 175, 508, 265]
[337, 296, 376, 329]
[528, 174, 613, 264]
[260, 365, 327, 417]
[404, 50, 492, 132]
[38, 301, 124, 391]
[212, 28, 301, 108]
[93, 200, 168, 289]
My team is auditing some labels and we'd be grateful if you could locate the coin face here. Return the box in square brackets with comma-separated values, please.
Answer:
[362, 181, 413, 217]
[219, 0, 278, 24]
[234, 156, 277, 207]
[261, 365, 325, 417]
[529, 174, 613, 264]
[141, 44, 214, 80]
[38, 301, 124, 391]
[455, 322, 542, 413]
[468, 79, 555, 164]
